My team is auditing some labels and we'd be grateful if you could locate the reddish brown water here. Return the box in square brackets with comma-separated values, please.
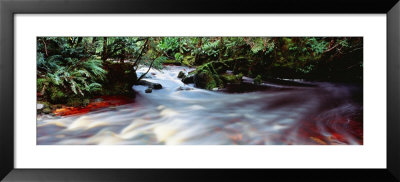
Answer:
[53, 96, 135, 116]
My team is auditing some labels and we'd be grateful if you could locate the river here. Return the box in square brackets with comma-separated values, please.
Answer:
[37, 65, 363, 145]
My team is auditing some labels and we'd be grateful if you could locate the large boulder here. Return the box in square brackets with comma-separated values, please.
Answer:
[192, 61, 228, 90]
[182, 59, 257, 90]
[102, 62, 138, 96]
[194, 71, 217, 90]
[182, 76, 194, 84]
[181, 56, 196, 66]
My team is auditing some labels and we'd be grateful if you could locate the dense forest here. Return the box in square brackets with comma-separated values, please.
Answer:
[37, 37, 362, 109]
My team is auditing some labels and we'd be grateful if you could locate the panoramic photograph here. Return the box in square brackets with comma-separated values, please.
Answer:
[36, 37, 363, 145]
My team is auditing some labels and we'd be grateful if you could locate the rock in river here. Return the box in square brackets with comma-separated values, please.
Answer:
[177, 71, 186, 78]
[137, 80, 162, 89]
[182, 76, 194, 84]
[176, 86, 193, 91]
[145, 87, 153, 93]
[42, 108, 52, 114]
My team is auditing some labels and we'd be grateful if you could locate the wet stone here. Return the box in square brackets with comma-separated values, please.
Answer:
[145, 87, 153, 93]
[42, 108, 52, 114]
[37, 103, 44, 110]
[177, 71, 186, 78]
[176, 86, 194, 91]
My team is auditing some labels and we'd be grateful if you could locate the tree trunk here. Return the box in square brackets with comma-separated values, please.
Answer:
[77, 37, 83, 45]
[219, 37, 224, 61]
[133, 38, 149, 70]
[102, 37, 108, 61]
[195, 38, 202, 63]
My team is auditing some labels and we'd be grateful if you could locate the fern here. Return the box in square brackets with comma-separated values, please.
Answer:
[37, 37, 107, 99]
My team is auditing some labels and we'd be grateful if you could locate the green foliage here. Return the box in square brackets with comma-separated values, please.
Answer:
[45, 57, 106, 96]
[298, 64, 315, 74]
[174, 52, 184, 62]
[201, 39, 220, 57]
[306, 38, 328, 55]
[182, 56, 195, 66]
[152, 56, 169, 70]
[158, 37, 180, 53]
[37, 78, 49, 91]
[254, 75, 262, 85]
[37, 37, 107, 104]
[48, 85, 67, 103]
[102, 37, 145, 60]
[192, 61, 230, 90]
[221, 73, 243, 84]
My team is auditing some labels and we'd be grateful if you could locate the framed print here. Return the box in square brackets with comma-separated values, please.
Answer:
[1, 0, 400, 181]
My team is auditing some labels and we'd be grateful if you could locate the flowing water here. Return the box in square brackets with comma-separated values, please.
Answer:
[37, 65, 363, 145]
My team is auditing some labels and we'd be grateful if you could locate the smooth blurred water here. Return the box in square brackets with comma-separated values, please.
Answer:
[37, 66, 363, 145]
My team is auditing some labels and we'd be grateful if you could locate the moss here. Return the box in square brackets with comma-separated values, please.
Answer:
[254, 75, 262, 85]
[42, 108, 52, 114]
[48, 86, 68, 104]
[221, 73, 243, 84]
[181, 56, 195, 66]
[221, 74, 237, 83]
[193, 61, 227, 90]
[163, 59, 181, 65]
[37, 78, 49, 92]
[101, 62, 137, 97]
[66, 97, 90, 107]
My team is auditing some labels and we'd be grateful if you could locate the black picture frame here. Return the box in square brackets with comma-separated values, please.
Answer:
[1, 0, 399, 181]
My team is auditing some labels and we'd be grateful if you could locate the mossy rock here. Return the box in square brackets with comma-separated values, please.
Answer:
[193, 61, 227, 90]
[42, 108, 52, 114]
[221, 73, 243, 85]
[163, 59, 181, 66]
[194, 71, 217, 90]
[181, 56, 196, 66]
[66, 97, 90, 107]
[211, 62, 229, 74]
[254, 75, 263, 85]
[101, 62, 137, 96]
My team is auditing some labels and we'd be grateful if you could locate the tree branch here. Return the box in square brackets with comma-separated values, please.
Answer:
[42, 39, 48, 57]
[133, 38, 149, 70]
[137, 58, 156, 82]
